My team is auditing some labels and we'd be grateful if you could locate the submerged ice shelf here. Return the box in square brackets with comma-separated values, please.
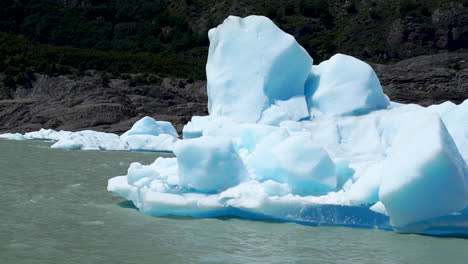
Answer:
[108, 16, 468, 235]
[0, 116, 179, 152]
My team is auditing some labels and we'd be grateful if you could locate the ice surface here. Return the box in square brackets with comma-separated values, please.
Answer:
[379, 113, 468, 229]
[174, 137, 247, 193]
[305, 54, 390, 118]
[247, 134, 336, 196]
[428, 99, 468, 162]
[109, 99, 468, 235]
[207, 15, 312, 123]
[25, 128, 73, 141]
[0, 133, 26, 140]
[122, 134, 177, 152]
[258, 96, 310, 126]
[50, 130, 125, 150]
[121, 116, 178, 138]
[1, 116, 179, 152]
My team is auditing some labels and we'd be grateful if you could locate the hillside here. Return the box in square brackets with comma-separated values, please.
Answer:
[0, 0, 467, 133]
[1, 1, 466, 92]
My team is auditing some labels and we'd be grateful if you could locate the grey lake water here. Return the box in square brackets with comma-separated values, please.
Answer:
[1, 139, 467, 264]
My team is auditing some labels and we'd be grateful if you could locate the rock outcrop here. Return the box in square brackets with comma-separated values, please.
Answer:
[373, 52, 468, 106]
[0, 73, 207, 134]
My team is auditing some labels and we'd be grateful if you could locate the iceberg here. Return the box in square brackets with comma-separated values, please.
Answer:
[108, 15, 468, 235]
[121, 116, 178, 138]
[0, 133, 26, 141]
[0, 116, 179, 152]
[25, 128, 74, 141]
[50, 130, 127, 151]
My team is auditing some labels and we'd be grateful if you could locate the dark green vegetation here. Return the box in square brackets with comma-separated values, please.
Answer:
[0, 32, 205, 94]
[1, 0, 467, 98]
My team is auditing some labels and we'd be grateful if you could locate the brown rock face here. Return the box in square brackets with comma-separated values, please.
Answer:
[387, 2, 468, 59]
[0, 73, 208, 134]
[373, 52, 468, 106]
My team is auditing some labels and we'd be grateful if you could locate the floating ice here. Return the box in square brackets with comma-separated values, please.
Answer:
[1, 116, 179, 152]
[51, 130, 126, 151]
[429, 100, 468, 161]
[122, 134, 177, 152]
[108, 16, 468, 235]
[0, 133, 26, 141]
[25, 128, 73, 141]
[120, 116, 179, 152]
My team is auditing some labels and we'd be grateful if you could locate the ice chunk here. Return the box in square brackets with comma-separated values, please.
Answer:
[126, 162, 159, 186]
[258, 96, 310, 126]
[244, 132, 336, 195]
[0, 133, 26, 140]
[272, 135, 336, 196]
[14, 117, 180, 152]
[380, 113, 468, 230]
[138, 191, 226, 217]
[122, 134, 177, 152]
[182, 116, 210, 139]
[370, 201, 388, 216]
[345, 162, 383, 205]
[51, 130, 126, 151]
[25, 128, 73, 141]
[432, 99, 468, 161]
[207, 15, 312, 123]
[306, 54, 389, 118]
[107, 175, 142, 207]
[174, 137, 248, 193]
[121, 116, 178, 138]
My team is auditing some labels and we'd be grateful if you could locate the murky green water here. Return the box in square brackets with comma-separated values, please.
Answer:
[1, 139, 467, 264]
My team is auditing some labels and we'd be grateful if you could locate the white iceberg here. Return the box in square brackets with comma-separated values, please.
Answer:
[51, 130, 126, 151]
[121, 116, 178, 138]
[1, 116, 179, 152]
[0, 133, 26, 141]
[108, 16, 468, 236]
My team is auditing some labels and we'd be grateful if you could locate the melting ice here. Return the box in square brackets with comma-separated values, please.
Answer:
[108, 16, 468, 235]
[106, 16, 468, 235]
[0, 116, 179, 152]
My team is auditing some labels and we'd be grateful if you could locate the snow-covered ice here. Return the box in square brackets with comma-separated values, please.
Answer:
[121, 116, 178, 138]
